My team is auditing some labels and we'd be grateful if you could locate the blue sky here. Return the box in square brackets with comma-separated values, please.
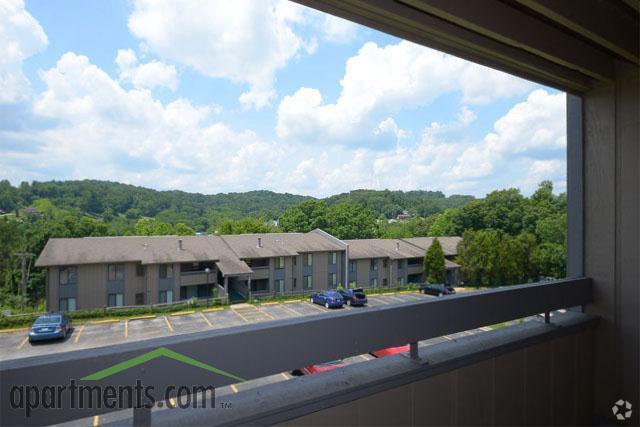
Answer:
[0, 0, 567, 198]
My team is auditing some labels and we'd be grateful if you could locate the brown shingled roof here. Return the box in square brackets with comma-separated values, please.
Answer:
[36, 235, 233, 267]
[219, 230, 345, 259]
[400, 236, 462, 256]
[344, 239, 426, 260]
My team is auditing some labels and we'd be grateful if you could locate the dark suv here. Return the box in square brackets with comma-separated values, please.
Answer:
[420, 283, 456, 296]
[337, 287, 368, 306]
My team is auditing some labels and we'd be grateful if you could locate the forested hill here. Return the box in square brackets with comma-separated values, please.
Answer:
[326, 189, 474, 218]
[0, 180, 474, 228]
[0, 180, 310, 227]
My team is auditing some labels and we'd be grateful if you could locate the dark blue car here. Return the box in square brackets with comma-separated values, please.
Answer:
[310, 290, 344, 308]
[337, 288, 368, 306]
[28, 312, 72, 342]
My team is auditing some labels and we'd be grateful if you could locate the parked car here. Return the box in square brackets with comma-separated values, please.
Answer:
[420, 283, 456, 296]
[291, 360, 346, 376]
[337, 287, 368, 306]
[370, 345, 410, 358]
[28, 312, 72, 342]
[310, 290, 344, 308]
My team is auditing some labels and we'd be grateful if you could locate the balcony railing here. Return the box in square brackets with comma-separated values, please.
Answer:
[0, 278, 591, 426]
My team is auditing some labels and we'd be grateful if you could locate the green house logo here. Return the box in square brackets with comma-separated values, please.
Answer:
[82, 347, 245, 382]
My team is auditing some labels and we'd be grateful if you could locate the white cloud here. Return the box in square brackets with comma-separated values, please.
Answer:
[321, 14, 358, 43]
[4, 52, 281, 193]
[2, 48, 564, 199]
[277, 40, 533, 146]
[451, 89, 566, 179]
[127, 0, 316, 110]
[116, 49, 178, 91]
[0, 0, 48, 103]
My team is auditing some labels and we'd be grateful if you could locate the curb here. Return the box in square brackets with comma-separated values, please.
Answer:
[89, 318, 122, 324]
[128, 315, 157, 321]
[0, 327, 29, 333]
[170, 310, 196, 317]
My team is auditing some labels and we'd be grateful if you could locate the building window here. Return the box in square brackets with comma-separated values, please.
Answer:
[370, 278, 378, 288]
[247, 258, 269, 268]
[329, 252, 337, 265]
[383, 278, 388, 287]
[293, 278, 297, 288]
[136, 264, 146, 277]
[274, 279, 284, 293]
[370, 259, 378, 271]
[135, 293, 145, 305]
[328, 273, 337, 287]
[108, 264, 125, 281]
[349, 260, 356, 273]
[59, 266, 78, 285]
[159, 264, 174, 279]
[275, 256, 285, 269]
[398, 260, 405, 270]
[304, 253, 313, 267]
[159, 290, 173, 304]
[383, 259, 388, 268]
[304, 275, 313, 289]
[107, 293, 124, 307]
[59, 297, 77, 312]
[293, 257, 297, 266]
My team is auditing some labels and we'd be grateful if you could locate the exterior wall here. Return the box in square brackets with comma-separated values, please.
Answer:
[354, 259, 369, 288]
[243, 252, 345, 293]
[146, 264, 159, 304]
[312, 252, 329, 290]
[380, 258, 391, 287]
[583, 61, 639, 423]
[280, 328, 595, 426]
[47, 267, 59, 311]
[390, 259, 407, 285]
[76, 263, 107, 309]
[125, 263, 147, 306]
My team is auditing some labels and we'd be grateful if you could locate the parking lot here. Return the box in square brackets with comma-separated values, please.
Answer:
[2, 290, 520, 426]
[0, 292, 444, 362]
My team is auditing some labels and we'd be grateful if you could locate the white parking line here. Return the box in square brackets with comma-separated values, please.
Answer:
[164, 316, 174, 332]
[231, 308, 250, 323]
[200, 312, 213, 327]
[280, 304, 302, 316]
[257, 308, 275, 320]
[305, 302, 327, 312]
[75, 324, 85, 343]
[17, 336, 28, 350]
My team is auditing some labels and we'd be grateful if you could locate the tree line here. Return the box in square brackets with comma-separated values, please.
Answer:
[0, 179, 565, 310]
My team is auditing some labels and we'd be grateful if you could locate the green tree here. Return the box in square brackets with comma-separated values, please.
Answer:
[174, 223, 195, 235]
[325, 202, 377, 239]
[423, 238, 446, 283]
[533, 243, 566, 279]
[213, 217, 277, 235]
[428, 210, 456, 236]
[279, 200, 329, 233]
[134, 218, 175, 235]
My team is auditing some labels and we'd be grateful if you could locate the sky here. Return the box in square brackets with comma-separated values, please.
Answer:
[0, 0, 567, 198]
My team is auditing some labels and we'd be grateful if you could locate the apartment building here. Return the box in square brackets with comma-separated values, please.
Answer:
[344, 237, 462, 288]
[35, 230, 460, 311]
[35, 234, 252, 311]
[216, 229, 346, 299]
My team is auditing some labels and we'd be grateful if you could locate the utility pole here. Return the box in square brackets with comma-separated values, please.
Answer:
[14, 252, 34, 311]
